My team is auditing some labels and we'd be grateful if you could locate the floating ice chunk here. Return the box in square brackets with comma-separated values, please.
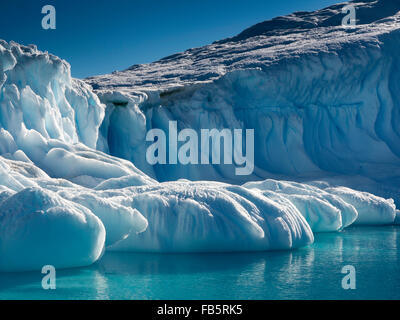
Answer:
[244, 179, 358, 231]
[0, 155, 150, 255]
[110, 181, 313, 252]
[325, 187, 396, 225]
[0, 188, 105, 272]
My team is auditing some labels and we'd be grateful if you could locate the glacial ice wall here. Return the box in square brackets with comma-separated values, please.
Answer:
[88, 0, 400, 205]
[96, 37, 400, 201]
[0, 41, 103, 150]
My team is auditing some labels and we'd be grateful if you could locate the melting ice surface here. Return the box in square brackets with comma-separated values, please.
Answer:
[0, 0, 400, 273]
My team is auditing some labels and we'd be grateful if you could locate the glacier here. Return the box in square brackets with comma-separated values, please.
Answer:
[0, 0, 399, 271]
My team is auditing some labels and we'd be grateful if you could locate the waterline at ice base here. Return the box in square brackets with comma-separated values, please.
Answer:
[1, 0, 400, 275]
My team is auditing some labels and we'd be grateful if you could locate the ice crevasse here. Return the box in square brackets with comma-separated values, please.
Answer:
[0, 0, 399, 272]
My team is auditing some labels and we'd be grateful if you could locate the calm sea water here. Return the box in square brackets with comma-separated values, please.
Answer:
[0, 226, 399, 300]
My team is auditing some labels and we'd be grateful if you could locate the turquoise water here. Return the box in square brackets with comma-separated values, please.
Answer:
[0, 226, 399, 300]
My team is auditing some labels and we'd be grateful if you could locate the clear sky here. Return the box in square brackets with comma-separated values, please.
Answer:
[1, 0, 343, 78]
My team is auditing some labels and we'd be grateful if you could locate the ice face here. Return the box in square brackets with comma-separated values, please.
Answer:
[244, 179, 397, 230]
[244, 180, 359, 232]
[0, 156, 315, 266]
[0, 0, 399, 272]
[0, 187, 105, 272]
[107, 181, 314, 252]
[324, 187, 396, 225]
[88, 1, 400, 204]
[0, 42, 103, 150]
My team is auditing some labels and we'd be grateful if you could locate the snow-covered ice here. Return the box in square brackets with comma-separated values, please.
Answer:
[0, 0, 399, 271]
[324, 187, 396, 225]
[0, 186, 105, 272]
[106, 181, 313, 252]
[244, 179, 359, 232]
[88, 0, 400, 202]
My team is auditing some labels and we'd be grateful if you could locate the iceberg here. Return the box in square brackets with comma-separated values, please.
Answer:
[0, 187, 105, 272]
[0, 0, 399, 271]
[244, 179, 359, 232]
[107, 181, 313, 252]
[324, 187, 396, 225]
[244, 179, 396, 229]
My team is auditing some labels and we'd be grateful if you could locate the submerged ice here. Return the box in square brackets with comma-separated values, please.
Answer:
[1, 0, 400, 272]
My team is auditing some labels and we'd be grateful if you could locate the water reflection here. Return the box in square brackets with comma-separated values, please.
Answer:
[0, 226, 399, 299]
[96, 251, 279, 275]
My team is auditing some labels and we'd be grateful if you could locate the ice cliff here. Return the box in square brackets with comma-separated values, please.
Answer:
[0, 0, 399, 271]
[88, 0, 400, 202]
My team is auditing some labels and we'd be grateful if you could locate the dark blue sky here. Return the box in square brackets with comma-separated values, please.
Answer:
[1, 0, 342, 78]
